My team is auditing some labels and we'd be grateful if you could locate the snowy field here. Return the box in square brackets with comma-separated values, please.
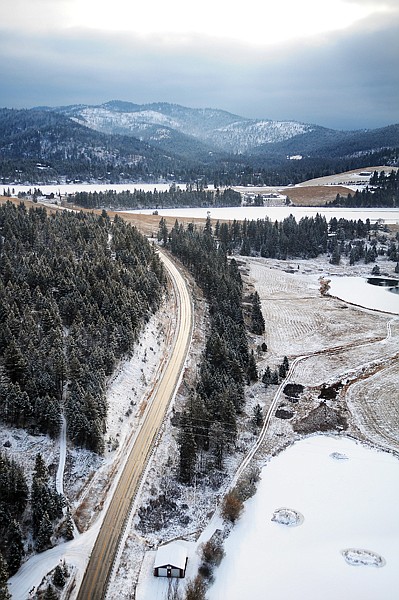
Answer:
[208, 435, 399, 600]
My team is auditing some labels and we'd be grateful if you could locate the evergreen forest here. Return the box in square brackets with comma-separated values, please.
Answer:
[0, 201, 165, 454]
[163, 217, 253, 483]
[70, 186, 242, 210]
[330, 169, 399, 208]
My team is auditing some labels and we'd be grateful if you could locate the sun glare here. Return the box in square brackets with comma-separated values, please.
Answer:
[67, 0, 386, 45]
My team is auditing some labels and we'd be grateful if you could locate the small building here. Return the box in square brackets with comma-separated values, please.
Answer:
[153, 541, 188, 578]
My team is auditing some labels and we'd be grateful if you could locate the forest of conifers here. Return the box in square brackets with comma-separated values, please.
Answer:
[0, 202, 166, 574]
[0, 202, 165, 452]
[330, 169, 399, 207]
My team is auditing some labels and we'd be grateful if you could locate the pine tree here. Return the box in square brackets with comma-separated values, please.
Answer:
[53, 563, 66, 588]
[178, 415, 197, 485]
[35, 512, 53, 552]
[247, 350, 258, 382]
[253, 404, 263, 427]
[5, 520, 24, 575]
[158, 217, 168, 245]
[0, 553, 10, 600]
[270, 370, 279, 385]
[250, 291, 265, 335]
[43, 585, 58, 600]
[279, 364, 287, 379]
[262, 366, 271, 386]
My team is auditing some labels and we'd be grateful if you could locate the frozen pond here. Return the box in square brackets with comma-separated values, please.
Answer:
[125, 206, 399, 224]
[329, 276, 399, 314]
[208, 436, 399, 600]
[4, 182, 173, 195]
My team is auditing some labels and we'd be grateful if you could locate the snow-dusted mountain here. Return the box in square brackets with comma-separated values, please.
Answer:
[50, 100, 316, 154]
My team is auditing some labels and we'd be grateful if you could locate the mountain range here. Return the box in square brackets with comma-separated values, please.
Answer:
[0, 100, 398, 185]
[41, 100, 399, 158]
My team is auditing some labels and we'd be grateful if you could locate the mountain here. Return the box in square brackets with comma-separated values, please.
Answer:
[1, 101, 398, 185]
[48, 100, 318, 154]
[0, 107, 191, 183]
[43, 101, 399, 160]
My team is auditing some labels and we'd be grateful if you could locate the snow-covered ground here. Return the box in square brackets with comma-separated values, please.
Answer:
[5, 235, 399, 600]
[207, 435, 399, 600]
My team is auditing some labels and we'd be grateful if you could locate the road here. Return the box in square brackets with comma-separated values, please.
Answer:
[77, 248, 193, 600]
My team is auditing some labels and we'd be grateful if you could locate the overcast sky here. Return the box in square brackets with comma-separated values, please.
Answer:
[0, 0, 398, 130]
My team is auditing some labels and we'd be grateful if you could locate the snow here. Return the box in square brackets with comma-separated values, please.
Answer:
[341, 548, 385, 568]
[153, 541, 188, 570]
[328, 276, 399, 314]
[55, 415, 66, 495]
[5, 223, 399, 599]
[208, 435, 399, 600]
[125, 206, 399, 224]
[5, 183, 176, 196]
[271, 507, 304, 527]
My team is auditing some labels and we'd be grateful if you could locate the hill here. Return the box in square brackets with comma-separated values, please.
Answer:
[0, 101, 398, 185]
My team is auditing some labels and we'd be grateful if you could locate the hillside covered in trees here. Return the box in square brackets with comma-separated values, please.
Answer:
[0, 202, 165, 452]
[0, 201, 166, 581]
[1, 105, 398, 188]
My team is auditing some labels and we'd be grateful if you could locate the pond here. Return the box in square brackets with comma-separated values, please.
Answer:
[208, 435, 399, 600]
[328, 276, 399, 314]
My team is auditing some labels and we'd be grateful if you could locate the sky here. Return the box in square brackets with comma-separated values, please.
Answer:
[0, 0, 398, 130]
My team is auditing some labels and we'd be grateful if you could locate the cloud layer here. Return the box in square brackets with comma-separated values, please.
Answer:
[0, 0, 398, 129]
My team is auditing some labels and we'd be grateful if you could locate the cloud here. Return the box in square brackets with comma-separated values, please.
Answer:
[0, 4, 397, 130]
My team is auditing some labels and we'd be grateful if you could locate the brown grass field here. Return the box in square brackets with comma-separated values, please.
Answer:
[281, 185, 353, 206]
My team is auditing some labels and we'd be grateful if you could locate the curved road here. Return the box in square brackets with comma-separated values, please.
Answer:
[77, 249, 193, 600]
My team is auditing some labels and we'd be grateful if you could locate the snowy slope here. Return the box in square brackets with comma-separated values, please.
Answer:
[56, 102, 315, 154]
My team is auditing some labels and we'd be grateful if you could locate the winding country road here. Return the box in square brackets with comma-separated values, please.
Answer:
[77, 248, 193, 600]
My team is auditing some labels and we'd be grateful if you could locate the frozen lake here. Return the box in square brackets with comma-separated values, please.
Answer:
[4, 183, 398, 224]
[208, 435, 399, 600]
[125, 206, 399, 224]
[329, 276, 399, 314]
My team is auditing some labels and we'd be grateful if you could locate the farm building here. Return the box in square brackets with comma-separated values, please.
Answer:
[153, 541, 188, 578]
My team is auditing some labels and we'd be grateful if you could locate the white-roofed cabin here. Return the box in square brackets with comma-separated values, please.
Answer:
[153, 541, 188, 578]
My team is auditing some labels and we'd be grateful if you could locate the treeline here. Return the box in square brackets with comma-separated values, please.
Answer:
[0, 202, 165, 454]
[163, 218, 264, 483]
[330, 169, 399, 208]
[71, 186, 241, 210]
[212, 213, 329, 259]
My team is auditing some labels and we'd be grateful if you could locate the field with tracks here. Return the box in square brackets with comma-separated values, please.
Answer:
[245, 255, 399, 455]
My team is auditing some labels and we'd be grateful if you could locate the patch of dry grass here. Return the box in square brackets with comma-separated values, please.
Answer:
[282, 185, 353, 206]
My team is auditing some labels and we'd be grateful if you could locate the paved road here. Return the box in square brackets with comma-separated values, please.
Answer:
[77, 249, 193, 600]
